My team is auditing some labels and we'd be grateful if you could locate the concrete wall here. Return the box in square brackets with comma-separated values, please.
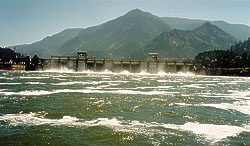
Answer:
[42, 59, 195, 73]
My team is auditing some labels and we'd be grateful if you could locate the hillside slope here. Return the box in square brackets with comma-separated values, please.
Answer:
[162, 17, 250, 41]
[144, 22, 236, 58]
[59, 9, 172, 59]
[13, 28, 83, 58]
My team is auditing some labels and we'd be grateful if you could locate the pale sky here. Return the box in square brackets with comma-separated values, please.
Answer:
[1, 0, 250, 47]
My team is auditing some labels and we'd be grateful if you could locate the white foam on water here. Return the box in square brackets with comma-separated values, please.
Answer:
[1, 113, 249, 143]
[175, 103, 193, 106]
[52, 75, 68, 78]
[161, 122, 249, 143]
[53, 81, 89, 85]
[201, 100, 250, 116]
[51, 80, 128, 86]
[99, 81, 129, 83]
[158, 86, 172, 89]
[0, 90, 54, 96]
[25, 82, 46, 85]
[228, 90, 250, 99]
[225, 82, 237, 85]
[82, 70, 132, 75]
[0, 89, 169, 96]
[198, 90, 250, 100]
[102, 88, 124, 90]
[198, 80, 220, 83]
[136, 86, 173, 89]
[181, 94, 191, 97]
[55, 89, 168, 95]
[0, 83, 22, 85]
[182, 84, 206, 89]
[218, 83, 226, 85]
[136, 86, 159, 89]
[138, 71, 151, 75]
[40, 69, 196, 77]
[0, 113, 78, 126]
[157, 80, 167, 82]
[19, 77, 48, 79]
[174, 72, 196, 76]
[175, 100, 250, 116]
[42, 68, 75, 73]
[94, 70, 113, 75]
[0, 77, 15, 80]
[82, 81, 128, 85]
[136, 86, 171, 90]
[98, 85, 111, 88]
[230, 80, 247, 83]
[119, 70, 133, 74]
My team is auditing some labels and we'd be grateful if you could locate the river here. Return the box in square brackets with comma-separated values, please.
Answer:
[0, 70, 249, 145]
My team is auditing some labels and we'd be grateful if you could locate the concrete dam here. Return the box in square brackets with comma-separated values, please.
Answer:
[0, 51, 195, 73]
[43, 52, 195, 73]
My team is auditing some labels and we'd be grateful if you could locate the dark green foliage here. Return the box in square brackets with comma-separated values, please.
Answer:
[145, 22, 236, 58]
[230, 38, 250, 55]
[195, 37, 250, 68]
[195, 50, 235, 68]
[0, 47, 15, 58]
[162, 17, 250, 41]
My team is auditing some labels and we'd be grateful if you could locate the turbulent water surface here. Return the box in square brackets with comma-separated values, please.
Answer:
[0, 70, 250, 145]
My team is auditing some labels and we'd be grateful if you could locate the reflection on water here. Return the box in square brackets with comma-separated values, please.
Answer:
[0, 70, 249, 145]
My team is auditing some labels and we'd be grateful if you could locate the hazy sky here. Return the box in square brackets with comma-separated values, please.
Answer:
[1, 0, 250, 46]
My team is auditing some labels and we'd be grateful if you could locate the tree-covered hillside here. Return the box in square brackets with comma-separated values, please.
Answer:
[59, 9, 172, 59]
[162, 17, 250, 41]
[0, 47, 15, 58]
[195, 37, 250, 69]
[144, 22, 236, 58]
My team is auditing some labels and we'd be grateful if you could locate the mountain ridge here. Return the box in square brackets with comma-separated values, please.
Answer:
[13, 28, 83, 58]
[144, 22, 236, 58]
[58, 9, 172, 59]
[162, 17, 250, 41]
[10, 9, 246, 59]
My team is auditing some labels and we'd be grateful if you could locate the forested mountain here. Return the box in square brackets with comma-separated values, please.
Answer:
[231, 38, 250, 55]
[10, 9, 248, 59]
[144, 22, 236, 58]
[0, 47, 15, 58]
[13, 28, 83, 58]
[59, 9, 172, 59]
[195, 37, 250, 69]
[162, 17, 250, 41]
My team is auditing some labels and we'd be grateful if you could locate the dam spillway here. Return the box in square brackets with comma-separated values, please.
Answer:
[43, 52, 195, 73]
[0, 51, 195, 73]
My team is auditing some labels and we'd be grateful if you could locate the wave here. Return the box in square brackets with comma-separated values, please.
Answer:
[35, 68, 196, 76]
[0, 83, 22, 85]
[175, 100, 250, 116]
[19, 77, 48, 79]
[0, 89, 172, 96]
[1, 112, 249, 143]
